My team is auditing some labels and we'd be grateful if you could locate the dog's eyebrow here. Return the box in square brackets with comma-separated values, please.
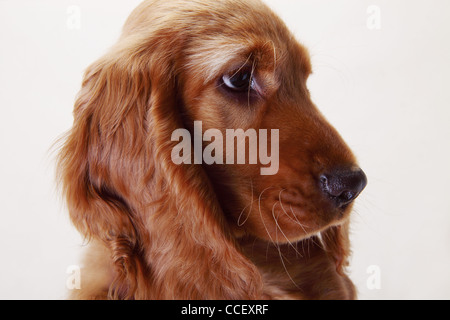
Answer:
[185, 39, 251, 84]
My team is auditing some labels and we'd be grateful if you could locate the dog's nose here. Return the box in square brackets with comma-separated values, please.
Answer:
[320, 167, 367, 208]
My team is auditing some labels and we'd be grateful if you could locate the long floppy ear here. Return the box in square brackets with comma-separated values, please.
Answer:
[57, 37, 157, 298]
[321, 221, 352, 276]
[58, 27, 262, 299]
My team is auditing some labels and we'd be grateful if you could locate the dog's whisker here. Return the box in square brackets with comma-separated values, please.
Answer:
[267, 201, 301, 290]
[278, 189, 300, 225]
[247, 59, 256, 108]
[258, 186, 277, 246]
[256, 185, 298, 290]
[237, 178, 255, 227]
[272, 201, 302, 257]
[262, 40, 277, 73]
[214, 53, 254, 90]
[277, 190, 310, 237]
[287, 204, 309, 235]
[237, 203, 251, 227]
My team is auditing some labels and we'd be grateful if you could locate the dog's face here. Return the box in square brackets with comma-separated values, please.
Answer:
[59, 0, 366, 299]
[179, 0, 367, 243]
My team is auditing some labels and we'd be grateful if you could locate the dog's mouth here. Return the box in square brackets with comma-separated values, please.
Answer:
[246, 185, 357, 243]
[222, 166, 366, 243]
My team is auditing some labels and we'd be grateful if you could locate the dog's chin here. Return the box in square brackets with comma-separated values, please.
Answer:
[269, 221, 347, 246]
[265, 204, 354, 245]
[227, 187, 355, 243]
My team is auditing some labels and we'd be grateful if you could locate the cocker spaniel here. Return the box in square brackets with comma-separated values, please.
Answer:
[58, 0, 367, 300]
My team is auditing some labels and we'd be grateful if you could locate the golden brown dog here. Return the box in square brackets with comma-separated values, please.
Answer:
[58, 0, 367, 299]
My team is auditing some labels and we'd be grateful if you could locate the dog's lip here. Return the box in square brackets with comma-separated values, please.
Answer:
[277, 201, 307, 217]
[279, 203, 312, 224]
[277, 189, 303, 202]
[282, 200, 349, 228]
[280, 201, 304, 210]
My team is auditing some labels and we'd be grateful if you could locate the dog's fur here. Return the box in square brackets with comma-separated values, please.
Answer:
[58, 0, 362, 299]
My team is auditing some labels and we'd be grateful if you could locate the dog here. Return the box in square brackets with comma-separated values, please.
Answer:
[58, 0, 367, 299]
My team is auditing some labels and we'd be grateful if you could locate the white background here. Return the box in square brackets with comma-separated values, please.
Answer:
[1, 0, 449, 300]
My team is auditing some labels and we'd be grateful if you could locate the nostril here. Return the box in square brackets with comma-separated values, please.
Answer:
[320, 168, 367, 208]
[340, 190, 355, 202]
[320, 175, 328, 186]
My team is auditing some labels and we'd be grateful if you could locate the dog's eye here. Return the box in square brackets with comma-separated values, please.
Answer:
[222, 68, 254, 92]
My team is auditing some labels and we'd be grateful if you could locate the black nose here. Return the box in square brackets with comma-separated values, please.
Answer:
[320, 167, 367, 208]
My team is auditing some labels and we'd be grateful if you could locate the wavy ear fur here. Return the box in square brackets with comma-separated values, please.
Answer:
[58, 15, 262, 299]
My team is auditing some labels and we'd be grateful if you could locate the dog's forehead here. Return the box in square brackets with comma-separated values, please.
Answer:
[181, 4, 311, 83]
[127, 0, 312, 82]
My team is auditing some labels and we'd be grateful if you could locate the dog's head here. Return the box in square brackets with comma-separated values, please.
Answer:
[59, 0, 367, 298]
[171, 0, 367, 243]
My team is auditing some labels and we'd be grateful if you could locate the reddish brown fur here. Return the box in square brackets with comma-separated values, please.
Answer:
[58, 0, 361, 299]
